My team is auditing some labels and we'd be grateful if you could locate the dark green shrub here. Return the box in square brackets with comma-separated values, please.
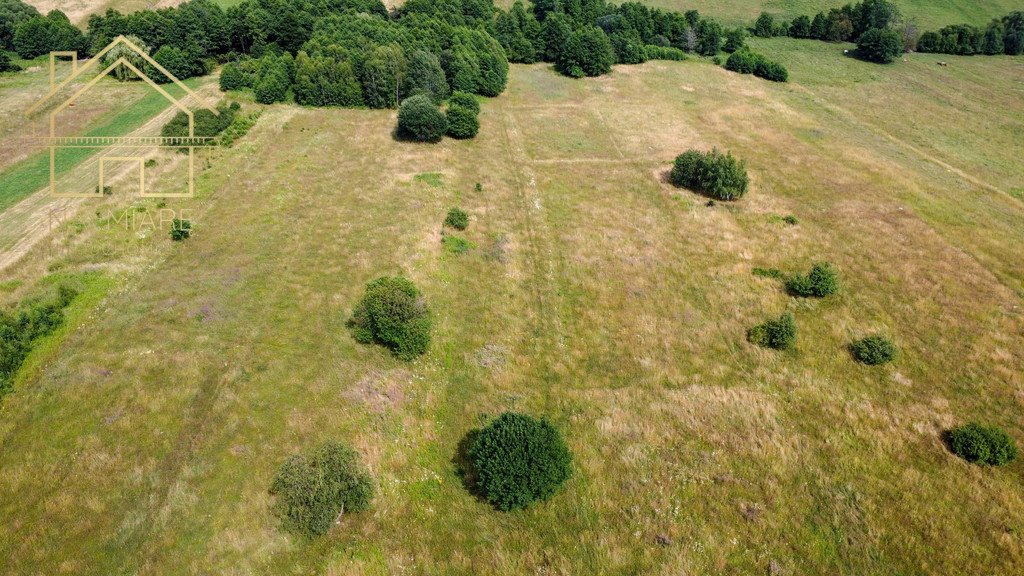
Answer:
[753, 12, 776, 37]
[444, 207, 469, 230]
[147, 45, 205, 84]
[786, 262, 839, 297]
[349, 276, 431, 360]
[468, 412, 573, 511]
[254, 69, 289, 104]
[0, 285, 76, 397]
[644, 45, 687, 61]
[722, 27, 746, 52]
[445, 104, 479, 139]
[402, 49, 449, 103]
[857, 27, 904, 63]
[948, 423, 1017, 466]
[0, 50, 21, 72]
[397, 94, 448, 142]
[748, 311, 796, 350]
[269, 442, 374, 536]
[783, 215, 798, 225]
[670, 148, 749, 201]
[219, 62, 247, 91]
[449, 91, 479, 113]
[850, 335, 896, 365]
[752, 267, 783, 279]
[170, 218, 191, 241]
[556, 25, 614, 78]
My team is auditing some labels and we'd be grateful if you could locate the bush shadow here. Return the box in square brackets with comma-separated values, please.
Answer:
[451, 428, 488, 504]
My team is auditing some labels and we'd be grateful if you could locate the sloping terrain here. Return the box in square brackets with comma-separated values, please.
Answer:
[0, 38, 1022, 574]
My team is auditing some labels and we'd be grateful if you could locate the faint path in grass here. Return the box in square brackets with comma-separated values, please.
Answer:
[790, 83, 1010, 199]
[498, 102, 566, 407]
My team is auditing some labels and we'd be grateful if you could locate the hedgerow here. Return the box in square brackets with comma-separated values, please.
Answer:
[1, 285, 77, 398]
[349, 276, 431, 360]
[467, 412, 573, 511]
[269, 442, 374, 536]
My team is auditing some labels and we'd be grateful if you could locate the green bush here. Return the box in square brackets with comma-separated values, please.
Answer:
[219, 62, 247, 91]
[786, 262, 839, 297]
[643, 44, 687, 61]
[349, 276, 431, 360]
[670, 148, 749, 201]
[748, 311, 796, 350]
[397, 94, 448, 142]
[448, 91, 480, 113]
[857, 27, 904, 63]
[1, 285, 76, 397]
[556, 25, 614, 78]
[0, 51, 20, 72]
[725, 49, 788, 82]
[170, 218, 191, 241]
[442, 234, 475, 255]
[402, 49, 449, 103]
[269, 442, 374, 536]
[850, 335, 896, 365]
[445, 104, 479, 139]
[948, 423, 1017, 466]
[254, 69, 289, 104]
[468, 412, 573, 511]
[444, 207, 469, 230]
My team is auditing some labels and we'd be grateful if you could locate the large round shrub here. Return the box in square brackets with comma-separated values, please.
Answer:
[850, 334, 896, 365]
[786, 262, 840, 297]
[857, 27, 904, 63]
[445, 104, 479, 139]
[747, 311, 796, 350]
[948, 423, 1017, 466]
[468, 412, 573, 511]
[670, 149, 749, 201]
[397, 94, 448, 142]
[269, 442, 374, 536]
[349, 276, 431, 360]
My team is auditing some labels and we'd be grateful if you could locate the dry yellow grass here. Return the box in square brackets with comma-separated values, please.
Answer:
[0, 42, 1022, 574]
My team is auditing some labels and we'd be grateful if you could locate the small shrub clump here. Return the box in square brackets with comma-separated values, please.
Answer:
[724, 49, 788, 82]
[397, 94, 447, 142]
[468, 412, 573, 511]
[948, 423, 1017, 466]
[170, 218, 191, 241]
[449, 91, 480, 114]
[269, 442, 374, 536]
[785, 262, 839, 297]
[857, 27, 904, 63]
[670, 149, 749, 201]
[349, 276, 431, 360]
[850, 335, 896, 365]
[748, 311, 796, 350]
[1, 285, 77, 397]
[442, 234, 475, 255]
[444, 207, 469, 230]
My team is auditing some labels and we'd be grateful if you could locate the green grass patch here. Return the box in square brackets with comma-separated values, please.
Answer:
[0, 77, 202, 213]
[414, 172, 444, 187]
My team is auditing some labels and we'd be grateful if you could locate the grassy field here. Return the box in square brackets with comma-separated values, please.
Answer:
[0, 37, 1023, 576]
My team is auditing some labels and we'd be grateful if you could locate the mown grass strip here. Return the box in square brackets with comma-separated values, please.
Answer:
[0, 78, 198, 213]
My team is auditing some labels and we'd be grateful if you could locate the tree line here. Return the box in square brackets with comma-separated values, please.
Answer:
[749, 0, 1023, 59]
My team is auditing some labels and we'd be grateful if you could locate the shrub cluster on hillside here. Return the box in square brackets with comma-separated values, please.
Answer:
[269, 442, 374, 536]
[467, 412, 573, 511]
[349, 276, 432, 360]
[947, 423, 1018, 466]
[786, 263, 840, 297]
[0, 285, 77, 398]
[723, 48, 787, 81]
[669, 149, 749, 201]
[849, 334, 896, 365]
[751, 0, 901, 44]
[747, 311, 796, 350]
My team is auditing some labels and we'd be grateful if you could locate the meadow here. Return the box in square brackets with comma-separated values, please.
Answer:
[0, 31, 1022, 574]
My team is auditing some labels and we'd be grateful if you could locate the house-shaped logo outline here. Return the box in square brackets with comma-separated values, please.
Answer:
[26, 35, 218, 198]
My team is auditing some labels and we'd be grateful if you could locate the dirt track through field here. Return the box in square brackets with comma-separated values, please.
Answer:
[0, 83, 217, 272]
